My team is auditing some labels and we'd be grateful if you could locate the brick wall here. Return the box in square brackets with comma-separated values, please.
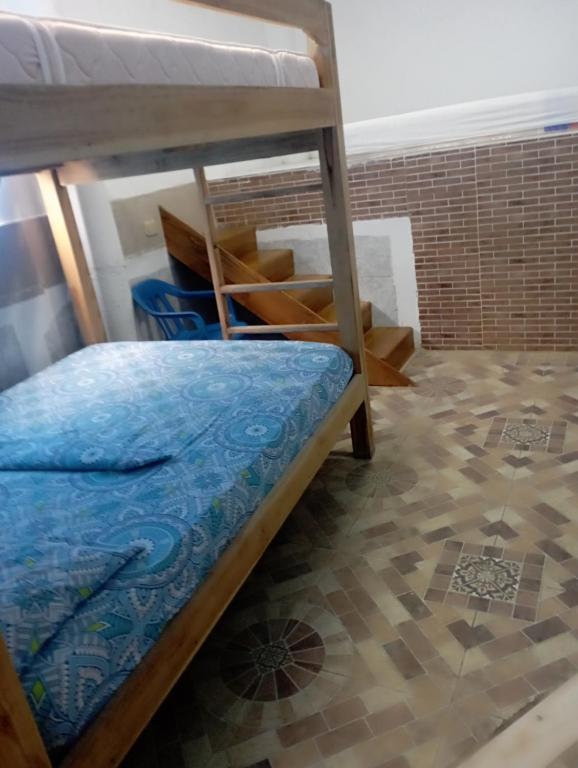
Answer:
[210, 134, 578, 351]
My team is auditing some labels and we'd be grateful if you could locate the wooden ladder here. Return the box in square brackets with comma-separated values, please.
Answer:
[194, 126, 374, 461]
[194, 168, 339, 339]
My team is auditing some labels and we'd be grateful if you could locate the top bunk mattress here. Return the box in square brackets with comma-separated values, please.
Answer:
[0, 11, 320, 89]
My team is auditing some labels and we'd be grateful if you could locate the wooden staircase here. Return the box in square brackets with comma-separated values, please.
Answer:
[160, 208, 415, 387]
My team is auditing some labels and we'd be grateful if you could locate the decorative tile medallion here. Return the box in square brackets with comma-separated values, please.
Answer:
[503, 422, 550, 450]
[195, 601, 354, 729]
[450, 554, 521, 602]
[221, 619, 325, 701]
[485, 417, 567, 453]
[425, 541, 545, 621]
[345, 461, 418, 498]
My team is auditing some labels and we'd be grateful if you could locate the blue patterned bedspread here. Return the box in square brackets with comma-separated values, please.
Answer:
[0, 341, 352, 753]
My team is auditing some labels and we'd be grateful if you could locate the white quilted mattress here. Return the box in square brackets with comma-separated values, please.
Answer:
[0, 11, 319, 89]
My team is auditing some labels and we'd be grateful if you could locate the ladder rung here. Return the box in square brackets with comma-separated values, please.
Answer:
[230, 323, 339, 335]
[206, 182, 323, 207]
[221, 279, 334, 295]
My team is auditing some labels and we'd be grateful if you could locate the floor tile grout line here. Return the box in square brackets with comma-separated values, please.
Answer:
[124, 349, 578, 768]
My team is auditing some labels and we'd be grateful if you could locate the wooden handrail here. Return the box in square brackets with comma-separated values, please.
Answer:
[221, 279, 333, 295]
[230, 323, 339, 335]
[175, 0, 331, 46]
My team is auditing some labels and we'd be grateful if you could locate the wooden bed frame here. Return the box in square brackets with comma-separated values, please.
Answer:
[0, 2, 376, 766]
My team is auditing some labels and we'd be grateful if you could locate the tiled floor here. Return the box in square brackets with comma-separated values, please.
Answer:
[121, 350, 578, 768]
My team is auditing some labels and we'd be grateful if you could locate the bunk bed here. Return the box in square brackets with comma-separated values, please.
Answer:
[0, 2, 375, 767]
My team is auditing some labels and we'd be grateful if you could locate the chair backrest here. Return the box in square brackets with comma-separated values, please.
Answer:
[132, 279, 241, 340]
[131, 279, 185, 340]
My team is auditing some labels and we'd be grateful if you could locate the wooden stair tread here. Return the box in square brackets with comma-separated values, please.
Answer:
[283, 273, 333, 311]
[216, 225, 257, 257]
[216, 224, 250, 239]
[285, 273, 332, 281]
[246, 248, 294, 260]
[243, 249, 294, 281]
[321, 301, 372, 334]
[216, 225, 253, 244]
[365, 327, 415, 370]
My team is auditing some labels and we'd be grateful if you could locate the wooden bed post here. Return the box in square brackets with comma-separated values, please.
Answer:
[37, 170, 107, 346]
[319, 128, 374, 460]
[314, 4, 374, 460]
[0, 636, 51, 768]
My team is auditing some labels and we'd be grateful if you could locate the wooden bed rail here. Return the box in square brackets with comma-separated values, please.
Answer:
[55, 131, 320, 186]
[59, 375, 367, 768]
[0, 635, 51, 768]
[176, 0, 332, 46]
[0, 377, 367, 768]
[0, 86, 335, 178]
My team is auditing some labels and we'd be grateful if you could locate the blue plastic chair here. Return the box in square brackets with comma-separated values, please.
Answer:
[132, 279, 246, 341]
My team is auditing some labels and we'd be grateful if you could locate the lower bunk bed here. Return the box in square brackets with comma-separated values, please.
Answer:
[0, 338, 367, 767]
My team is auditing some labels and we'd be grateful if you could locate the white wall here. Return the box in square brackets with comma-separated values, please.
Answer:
[0, 177, 45, 225]
[0, 0, 54, 12]
[52, 0, 303, 50]
[0, 0, 301, 48]
[331, 0, 578, 123]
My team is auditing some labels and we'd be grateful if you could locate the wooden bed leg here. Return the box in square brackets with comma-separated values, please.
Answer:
[37, 170, 107, 346]
[0, 636, 52, 768]
[318, 125, 374, 460]
[350, 401, 374, 461]
[313, 1, 374, 460]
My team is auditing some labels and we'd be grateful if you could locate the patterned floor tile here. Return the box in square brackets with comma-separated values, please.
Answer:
[424, 541, 546, 622]
[485, 417, 567, 454]
[120, 350, 578, 768]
